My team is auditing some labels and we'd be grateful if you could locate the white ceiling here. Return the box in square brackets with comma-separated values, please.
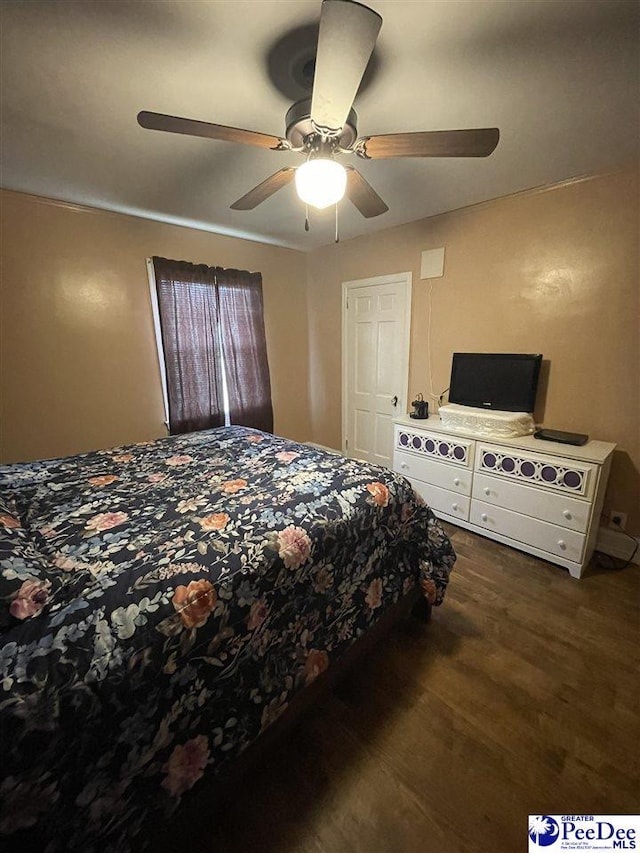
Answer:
[1, 0, 638, 251]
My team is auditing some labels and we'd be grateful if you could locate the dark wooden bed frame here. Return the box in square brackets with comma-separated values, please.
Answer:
[142, 586, 430, 850]
[227, 585, 430, 780]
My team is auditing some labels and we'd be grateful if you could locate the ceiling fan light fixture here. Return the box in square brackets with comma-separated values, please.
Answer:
[295, 158, 347, 209]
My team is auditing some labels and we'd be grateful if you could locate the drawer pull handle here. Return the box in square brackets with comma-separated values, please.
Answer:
[484, 487, 491, 496]
[481, 513, 488, 522]
[400, 463, 408, 469]
[452, 503, 458, 512]
[563, 510, 572, 520]
[558, 540, 567, 550]
[454, 477, 460, 486]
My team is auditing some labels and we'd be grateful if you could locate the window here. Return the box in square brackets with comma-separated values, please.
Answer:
[148, 257, 273, 435]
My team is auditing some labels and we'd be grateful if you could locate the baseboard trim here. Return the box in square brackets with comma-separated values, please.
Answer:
[304, 442, 342, 456]
[595, 527, 640, 565]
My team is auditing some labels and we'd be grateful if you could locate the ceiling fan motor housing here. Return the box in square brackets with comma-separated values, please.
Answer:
[285, 98, 358, 149]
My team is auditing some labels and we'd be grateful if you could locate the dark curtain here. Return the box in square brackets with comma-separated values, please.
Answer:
[218, 269, 274, 433]
[153, 257, 225, 435]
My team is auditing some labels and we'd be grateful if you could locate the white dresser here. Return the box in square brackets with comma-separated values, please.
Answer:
[393, 414, 615, 578]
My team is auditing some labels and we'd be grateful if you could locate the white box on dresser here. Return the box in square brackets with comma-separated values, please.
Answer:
[393, 414, 615, 578]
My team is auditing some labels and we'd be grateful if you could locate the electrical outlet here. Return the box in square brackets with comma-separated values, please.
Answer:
[609, 510, 627, 531]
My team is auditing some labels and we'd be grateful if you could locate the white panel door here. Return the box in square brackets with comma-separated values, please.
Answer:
[343, 273, 411, 467]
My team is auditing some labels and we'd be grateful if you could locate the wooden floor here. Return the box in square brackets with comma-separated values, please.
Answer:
[153, 526, 639, 853]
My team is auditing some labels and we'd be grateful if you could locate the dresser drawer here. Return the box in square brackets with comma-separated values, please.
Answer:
[408, 479, 470, 522]
[475, 443, 597, 500]
[395, 449, 471, 495]
[471, 500, 586, 563]
[473, 472, 590, 534]
[395, 425, 474, 468]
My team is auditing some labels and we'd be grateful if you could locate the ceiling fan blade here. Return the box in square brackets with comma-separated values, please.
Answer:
[311, 0, 382, 134]
[230, 168, 296, 210]
[137, 111, 288, 151]
[345, 167, 388, 217]
[356, 128, 500, 159]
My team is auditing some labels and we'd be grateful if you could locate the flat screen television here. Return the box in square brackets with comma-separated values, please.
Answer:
[448, 352, 543, 413]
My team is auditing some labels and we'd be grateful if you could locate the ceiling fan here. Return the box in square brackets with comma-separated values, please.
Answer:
[137, 0, 499, 219]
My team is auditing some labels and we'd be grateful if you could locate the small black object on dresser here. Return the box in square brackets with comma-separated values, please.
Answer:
[410, 393, 429, 419]
[534, 429, 589, 446]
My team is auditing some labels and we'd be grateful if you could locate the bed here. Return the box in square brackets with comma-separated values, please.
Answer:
[0, 426, 455, 851]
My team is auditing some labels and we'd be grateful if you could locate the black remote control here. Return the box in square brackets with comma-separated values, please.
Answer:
[534, 429, 588, 446]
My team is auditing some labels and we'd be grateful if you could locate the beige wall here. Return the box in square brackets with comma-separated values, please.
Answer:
[0, 190, 310, 461]
[2, 171, 638, 532]
[307, 168, 640, 532]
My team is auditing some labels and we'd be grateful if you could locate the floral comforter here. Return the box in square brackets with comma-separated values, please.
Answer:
[0, 426, 455, 850]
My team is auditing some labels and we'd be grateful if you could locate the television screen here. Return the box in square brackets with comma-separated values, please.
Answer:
[448, 353, 542, 413]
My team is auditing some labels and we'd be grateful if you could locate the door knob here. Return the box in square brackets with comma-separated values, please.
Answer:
[391, 395, 398, 407]
[481, 513, 488, 522]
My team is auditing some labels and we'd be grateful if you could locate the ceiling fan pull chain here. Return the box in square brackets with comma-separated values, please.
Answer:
[304, 204, 310, 232]
[335, 202, 340, 244]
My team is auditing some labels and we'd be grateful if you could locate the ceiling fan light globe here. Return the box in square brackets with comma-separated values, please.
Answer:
[295, 159, 347, 209]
